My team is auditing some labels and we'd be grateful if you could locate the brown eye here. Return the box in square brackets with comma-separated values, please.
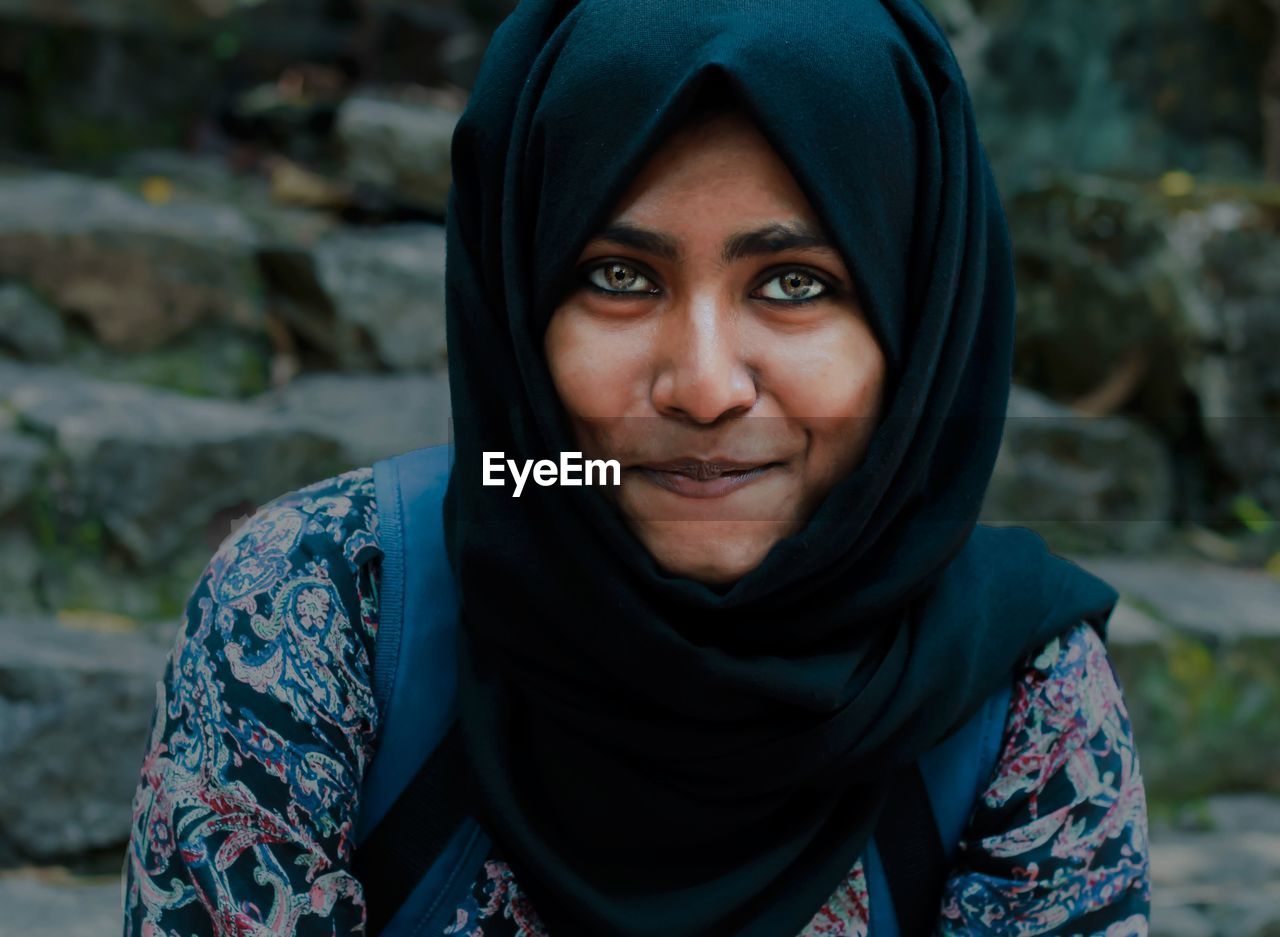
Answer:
[586, 262, 656, 294]
[758, 270, 827, 302]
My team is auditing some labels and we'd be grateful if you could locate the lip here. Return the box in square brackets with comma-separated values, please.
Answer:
[630, 457, 783, 499]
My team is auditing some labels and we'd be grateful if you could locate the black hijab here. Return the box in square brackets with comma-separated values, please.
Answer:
[440, 1, 1119, 934]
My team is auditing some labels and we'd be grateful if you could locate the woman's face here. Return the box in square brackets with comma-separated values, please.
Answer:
[544, 110, 886, 585]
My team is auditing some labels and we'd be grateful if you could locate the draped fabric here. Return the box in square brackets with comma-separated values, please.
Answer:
[440, 1, 1121, 934]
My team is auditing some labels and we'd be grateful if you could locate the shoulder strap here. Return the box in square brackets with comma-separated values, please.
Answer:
[354, 445, 490, 937]
[357, 444, 460, 841]
[872, 762, 946, 937]
[869, 677, 1013, 936]
[353, 726, 471, 935]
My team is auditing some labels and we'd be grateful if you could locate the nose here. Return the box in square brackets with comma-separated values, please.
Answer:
[649, 291, 757, 424]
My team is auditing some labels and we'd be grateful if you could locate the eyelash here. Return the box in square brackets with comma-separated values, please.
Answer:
[581, 261, 836, 306]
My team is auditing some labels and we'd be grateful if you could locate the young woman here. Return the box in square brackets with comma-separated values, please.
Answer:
[123, 1, 1150, 934]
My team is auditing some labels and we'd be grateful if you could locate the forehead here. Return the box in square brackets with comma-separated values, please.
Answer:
[599, 111, 824, 232]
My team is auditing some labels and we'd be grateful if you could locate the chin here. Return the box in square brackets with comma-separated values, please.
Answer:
[633, 519, 794, 585]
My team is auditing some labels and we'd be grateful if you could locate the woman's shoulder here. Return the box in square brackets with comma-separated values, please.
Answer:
[940, 618, 1150, 930]
[176, 464, 387, 683]
[1008, 619, 1129, 759]
[170, 462, 388, 700]
[1025, 616, 1110, 680]
[205, 466, 384, 616]
[126, 467, 387, 933]
[989, 618, 1140, 802]
[250, 464, 382, 558]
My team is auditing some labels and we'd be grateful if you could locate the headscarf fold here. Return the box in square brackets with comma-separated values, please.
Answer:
[441, 1, 1119, 934]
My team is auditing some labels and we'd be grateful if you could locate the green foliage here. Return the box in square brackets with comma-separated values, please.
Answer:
[212, 30, 241, 60]
[1113, 631, 1280, 800]
[1146, 794, 1214, 830]
[64, 329, 272, 399]
[1231, 494, 1275, 534]
[28, 480, 107, 559]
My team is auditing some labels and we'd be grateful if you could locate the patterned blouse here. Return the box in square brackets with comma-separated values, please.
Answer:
[122, 466, 1150, 936]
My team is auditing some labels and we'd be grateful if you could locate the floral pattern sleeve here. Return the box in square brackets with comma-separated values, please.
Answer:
[938, 621, 1151, 936]
[123, 466, 383, 936]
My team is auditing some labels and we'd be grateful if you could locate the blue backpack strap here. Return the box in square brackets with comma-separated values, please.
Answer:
[357, 444, 459, 836]
[354, 445, 491, 937]
[872, 761, 947, 937]
[917, 677, 1013, 862]
[866, 676, 1013, 935]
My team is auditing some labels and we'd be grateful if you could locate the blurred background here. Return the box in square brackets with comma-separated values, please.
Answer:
[0, 0, 1277, 933]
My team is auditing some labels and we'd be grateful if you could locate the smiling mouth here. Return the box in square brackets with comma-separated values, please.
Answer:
[631, 459, 784, 498]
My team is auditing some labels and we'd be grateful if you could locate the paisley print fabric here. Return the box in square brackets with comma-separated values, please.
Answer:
[123, 469, 1150, 936]
[123, 468, 382, 936]
[937, 626, 1152, 935]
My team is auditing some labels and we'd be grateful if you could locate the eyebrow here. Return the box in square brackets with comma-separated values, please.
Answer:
[591, 220, 841, 265]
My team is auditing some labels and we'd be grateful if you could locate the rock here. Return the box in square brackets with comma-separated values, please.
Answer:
[0, 23, 217, 163]
[0, 171, 264, 353]
[222, 0, 366, 76]
[0, 426, 48, 517]
[0, 0, 354, 163]
[0, 869, 123, 937]
[919, 0, 989, 86]
[0, 361, 348, 569]
[1201, 793, 1280, 835]
[1170, 200, 1280, 515]
[62, 321, 272, 400]
[1005, 176, 1219, 427]
[0, 0, 221, 32]
[982, 385, 1173, 554]
[0, 284, 67, 362]
[0, 527, 43, 615]
[359, 2, 480, 88]
[1150, 902, 1216, 937]
[113, 149, 345, 246]
[1236, 902, 1280, 937]
[38, 546, 210, 626]
[1105, 596, 1168, 647]
[436, 27, 491, 89]
[1079, 555, 1280, 642]
[265, 222, 448, 372]
[946, 0, 1270, 187]
[0, 613, 169, 864]
[1003, 175, 1280, 525]
[335, 90, 459, 215]
[1074, 555, 1280, 799]
[459, 0, 520, 32]
[312, 224, 448, 371]
[1151, 798, 1280, 937]
[111, 149, 243, 198]
[254, 370, 452, 466]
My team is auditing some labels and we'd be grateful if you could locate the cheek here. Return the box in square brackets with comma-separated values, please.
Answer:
[768, 320, 885, 421]
[544, 306, 656, 437]
[765, 320, 885, 478]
